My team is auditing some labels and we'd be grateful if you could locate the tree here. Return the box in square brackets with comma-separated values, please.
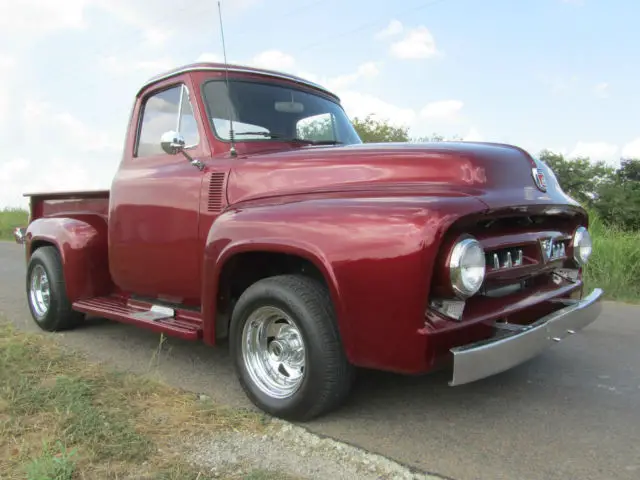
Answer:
[595, 158, 640, 230]
[538, 150, 615, 205]
[412, 133, 463, 142]
[351, 115, 409, 143]
[617, 158, 640, 183]
[539, 151, 640, 231]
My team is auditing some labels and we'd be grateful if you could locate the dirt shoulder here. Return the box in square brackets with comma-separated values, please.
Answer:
[0, 322, 441, 480]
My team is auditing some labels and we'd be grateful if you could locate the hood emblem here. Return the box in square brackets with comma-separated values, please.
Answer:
[532, 167, 547, 192]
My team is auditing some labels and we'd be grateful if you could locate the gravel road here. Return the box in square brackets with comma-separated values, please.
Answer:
[1, 241, 639, 480]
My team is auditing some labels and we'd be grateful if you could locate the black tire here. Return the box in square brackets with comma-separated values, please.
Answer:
[229, 274, 354, 421]
[26, 246, 84, 332]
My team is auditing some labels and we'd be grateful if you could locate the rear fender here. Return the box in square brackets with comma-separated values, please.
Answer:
[26, 216, 112, 302]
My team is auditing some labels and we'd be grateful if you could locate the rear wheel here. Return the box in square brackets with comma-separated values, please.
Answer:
[26, 246, 84, 331]
[229, 274, 354, 421]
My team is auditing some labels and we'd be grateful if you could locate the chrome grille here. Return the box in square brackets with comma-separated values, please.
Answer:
[486, 247, 524, 271]
[539, 237, 567, 262]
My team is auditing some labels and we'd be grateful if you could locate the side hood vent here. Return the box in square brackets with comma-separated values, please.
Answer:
[207, 172, 227, 213]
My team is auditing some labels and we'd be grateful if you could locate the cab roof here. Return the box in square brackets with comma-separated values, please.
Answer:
[137, 62, 339, 101]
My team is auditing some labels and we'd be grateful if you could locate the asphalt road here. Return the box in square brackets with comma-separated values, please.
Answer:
[2, 241, 639, 480]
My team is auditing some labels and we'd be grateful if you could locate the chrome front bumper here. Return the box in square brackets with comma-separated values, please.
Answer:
[449, 288, 604, 386]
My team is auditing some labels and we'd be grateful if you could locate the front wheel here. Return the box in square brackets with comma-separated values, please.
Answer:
[229, 274, 354, 421]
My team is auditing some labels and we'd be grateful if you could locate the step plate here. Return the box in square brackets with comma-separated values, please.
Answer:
[73, 296, 202, 341]
[129, 311, 173, 322]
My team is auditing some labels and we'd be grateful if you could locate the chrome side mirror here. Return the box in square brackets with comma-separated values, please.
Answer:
[160, 130, 186, 155]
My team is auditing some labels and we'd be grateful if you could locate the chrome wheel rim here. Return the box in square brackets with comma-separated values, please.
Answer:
[29, 264, 50, 319]
[242, 306, 306, 399]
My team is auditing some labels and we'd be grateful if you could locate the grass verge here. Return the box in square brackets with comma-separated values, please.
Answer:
[583, 211, 640, 303]
[0, 207, 28, 241]
[0, 321, 287, 480]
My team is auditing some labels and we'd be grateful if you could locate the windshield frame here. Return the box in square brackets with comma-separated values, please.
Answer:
[199, 77, 362, 146]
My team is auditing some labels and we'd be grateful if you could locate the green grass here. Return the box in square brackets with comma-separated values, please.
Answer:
[583, 210, 640, 303]
[0, 322, 280, 479]
[0, 207, 28, 241]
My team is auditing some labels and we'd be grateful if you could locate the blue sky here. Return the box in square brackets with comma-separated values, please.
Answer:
[1, 0, 638, 207]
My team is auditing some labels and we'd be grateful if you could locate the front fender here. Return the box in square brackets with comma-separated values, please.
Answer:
[25, 216, 111, 302]
[202, 195, 487, 372]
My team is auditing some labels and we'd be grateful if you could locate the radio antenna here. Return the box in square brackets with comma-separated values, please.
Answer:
[217, 0, 237, 157]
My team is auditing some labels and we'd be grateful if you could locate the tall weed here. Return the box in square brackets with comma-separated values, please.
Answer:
[584, 210, 640, 302]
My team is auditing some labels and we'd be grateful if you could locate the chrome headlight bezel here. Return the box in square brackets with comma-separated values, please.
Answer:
[448, 236, 486, 298]
[572, 226, 592, 265]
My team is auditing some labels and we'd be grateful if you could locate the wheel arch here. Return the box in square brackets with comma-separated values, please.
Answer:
[202, 239, 349, 353]
[25, 216, 112, 302]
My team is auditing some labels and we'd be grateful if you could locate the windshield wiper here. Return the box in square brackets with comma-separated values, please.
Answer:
[232, 131, 342, 145]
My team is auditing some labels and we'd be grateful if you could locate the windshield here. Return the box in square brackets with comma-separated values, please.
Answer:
[202, 79, 362, 145]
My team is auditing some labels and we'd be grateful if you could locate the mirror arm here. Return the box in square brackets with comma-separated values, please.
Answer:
[175, 145, 205, 171]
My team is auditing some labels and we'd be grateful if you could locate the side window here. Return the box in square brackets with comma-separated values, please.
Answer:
[296, 113, 336, 142]
[136, 84, 200, 157]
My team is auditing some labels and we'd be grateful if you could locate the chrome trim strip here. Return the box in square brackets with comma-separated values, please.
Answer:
[176, 84, 185, 132]
[137, 64, 339, 101]
[449, 288, 603, 386]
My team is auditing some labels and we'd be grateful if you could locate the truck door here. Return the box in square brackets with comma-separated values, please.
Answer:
[109, 82, 208, 304]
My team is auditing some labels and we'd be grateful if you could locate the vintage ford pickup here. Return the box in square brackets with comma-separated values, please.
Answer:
[16, 62, 602, 420]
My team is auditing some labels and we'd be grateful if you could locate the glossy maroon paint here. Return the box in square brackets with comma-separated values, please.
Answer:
[22, 63, 592, 375]
[24, 192, 112, 301]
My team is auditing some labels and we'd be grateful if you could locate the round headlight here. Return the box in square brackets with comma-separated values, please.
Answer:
[573, 226, 592, 265]
[449, 237, 486, 298]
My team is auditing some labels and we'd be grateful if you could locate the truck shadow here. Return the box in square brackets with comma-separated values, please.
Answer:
[75, 314, 581, 418]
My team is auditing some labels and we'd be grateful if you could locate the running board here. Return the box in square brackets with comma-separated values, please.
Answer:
[72, 296, 202, 341]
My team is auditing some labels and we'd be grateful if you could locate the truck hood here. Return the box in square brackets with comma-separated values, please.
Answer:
[226, 141, 579, 211]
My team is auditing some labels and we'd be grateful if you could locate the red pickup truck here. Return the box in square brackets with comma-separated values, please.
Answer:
[16, 62, 602, 420]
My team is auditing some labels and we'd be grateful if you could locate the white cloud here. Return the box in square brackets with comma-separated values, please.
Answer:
[296, 71, 320, 83]
[622, 138, 640, 159]
[545, 146, 569, 156]
[420, 100, 464, 121]
[568, 141, 619, 165]
[390, 26, 441, 60]
[0, 54, 15, 124]
[463, 127, 484, 142]
[99, 55, 176, 76]
[0, 100, 122, 207]
[593, 82, 609, 98]
[143, 27, 171, 47]
[376, 19, 403, 39]
[22, 100, 121, 152]
[539, 74, 579, 95]
[250, 50, 296, 71]
[197, 52, 223, 63]
[0, 0, 88, 35]
[339, 91, 416, 127]
[0, 156, 114, 208]
[0, 54, 14, 69]
[0, 158, 32, 207]
[325, 61, 382, 90]
[0, 158, 29, 183]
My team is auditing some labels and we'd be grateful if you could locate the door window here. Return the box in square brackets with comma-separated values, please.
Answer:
[136, 84, 200, 157]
